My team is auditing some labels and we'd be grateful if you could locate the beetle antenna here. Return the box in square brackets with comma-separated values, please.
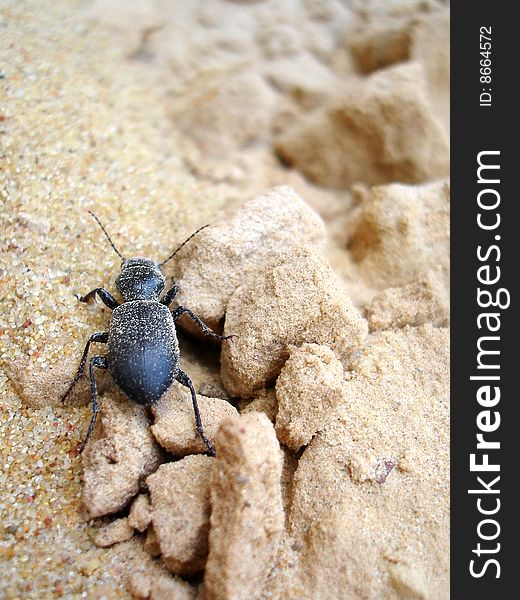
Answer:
[88, 210, 125, 260]
[160, 224, 210, 267]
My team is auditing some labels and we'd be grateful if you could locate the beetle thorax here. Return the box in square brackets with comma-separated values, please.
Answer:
[116, 257, 166, 301]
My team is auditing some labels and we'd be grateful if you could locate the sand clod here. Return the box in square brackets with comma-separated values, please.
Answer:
[143, 525, 161, 558]
[388, 562, 429, 599]
[150, 384, 238, 456]
[276, 63, 449, 189]
[129, 567, 196, 600]
[204, 413, 284, 600]
[239, 388, 278, 423]
[221, 246, 367, 397]
[93, 517, 134, 548]
[172, 71, 276, 161]
[348, 180, 450, 289]
[275, 343, 346, 451]
[82, 393, 163, 519]
[2, 355, 112, 409]
[366, 268, 449, 331]
[286, 326, 449, 599]
[350, 22, 413, 74]
[128, 494, 152, 533]
[173, 186, 326, 333]
[146, 455, 214, 576]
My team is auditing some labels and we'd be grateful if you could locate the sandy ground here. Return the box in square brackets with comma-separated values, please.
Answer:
[0, 1, 449, 598]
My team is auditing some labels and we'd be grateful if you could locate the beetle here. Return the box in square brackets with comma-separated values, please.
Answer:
[62, 211, 232, 455]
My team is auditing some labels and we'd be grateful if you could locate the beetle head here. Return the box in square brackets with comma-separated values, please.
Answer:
[87, 212, 209, 301]
[116, 258, 166, 301]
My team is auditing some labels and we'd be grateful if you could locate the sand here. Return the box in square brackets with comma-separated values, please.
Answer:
[0, 1, 449, 598]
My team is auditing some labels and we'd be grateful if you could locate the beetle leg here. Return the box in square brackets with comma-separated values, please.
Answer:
[171, 306, 235, 342]
[79, 355, 108, 453]
[78, 288, 119, 310]
[160, 282, 180, 306]
[176, 369, 216, 456]
[61, 332, 108, 402]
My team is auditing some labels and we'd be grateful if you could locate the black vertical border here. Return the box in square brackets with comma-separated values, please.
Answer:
[451, 2, 515, 597]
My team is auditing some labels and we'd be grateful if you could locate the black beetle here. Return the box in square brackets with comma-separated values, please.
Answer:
[62, 211, 232, 455]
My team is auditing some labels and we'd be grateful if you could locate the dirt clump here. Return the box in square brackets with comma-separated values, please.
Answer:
[204, 413, 284, 600]
[221, 246, 368, 398]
